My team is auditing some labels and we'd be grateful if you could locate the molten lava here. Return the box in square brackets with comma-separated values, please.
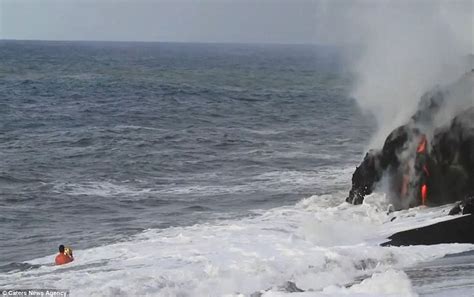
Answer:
[416, 135, 429, 205]
[421, 184, 428, 205]
[417, 135, 427, 153]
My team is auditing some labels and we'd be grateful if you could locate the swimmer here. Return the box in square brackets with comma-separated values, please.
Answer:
[55, 245, 74, 265]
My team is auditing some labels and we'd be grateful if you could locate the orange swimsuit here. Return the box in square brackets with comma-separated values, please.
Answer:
[55, 253, 73, 265]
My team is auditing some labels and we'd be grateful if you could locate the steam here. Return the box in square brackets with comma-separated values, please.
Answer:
[316, 0, 473, 149]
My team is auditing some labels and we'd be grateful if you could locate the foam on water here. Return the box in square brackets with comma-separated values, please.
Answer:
[53, 181, 154, 197]
[263, 270, 416, 297]
[52, 167, 352, 198]
[2, 190, 472, 296]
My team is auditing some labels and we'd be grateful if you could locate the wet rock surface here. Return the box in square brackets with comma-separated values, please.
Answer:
[347, 71, 474, 210]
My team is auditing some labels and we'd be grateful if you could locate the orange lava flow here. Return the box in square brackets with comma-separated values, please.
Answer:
[417, 135, 427, 153]
[421, 184, 428, 205]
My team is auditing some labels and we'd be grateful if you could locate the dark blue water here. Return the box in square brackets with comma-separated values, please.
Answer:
[0, 40, 372, 269]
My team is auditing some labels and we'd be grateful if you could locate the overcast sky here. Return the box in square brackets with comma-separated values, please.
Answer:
[1, 0, 472, 46]
[1, 0, 322, 43]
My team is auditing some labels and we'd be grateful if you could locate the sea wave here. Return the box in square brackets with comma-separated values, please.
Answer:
[2, 193, 471, 296]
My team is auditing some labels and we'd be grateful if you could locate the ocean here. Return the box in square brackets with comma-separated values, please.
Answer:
[1, 41, 473, 296]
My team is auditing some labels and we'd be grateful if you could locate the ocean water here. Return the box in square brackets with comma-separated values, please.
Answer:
[1, 41, 473, 296]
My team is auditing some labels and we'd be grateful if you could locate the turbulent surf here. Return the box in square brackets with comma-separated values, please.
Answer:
[1, 41, 474, 297]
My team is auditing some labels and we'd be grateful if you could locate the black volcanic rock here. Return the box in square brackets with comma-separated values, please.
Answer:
[382, 214, 474, 246]
[347, 72, 474, 209]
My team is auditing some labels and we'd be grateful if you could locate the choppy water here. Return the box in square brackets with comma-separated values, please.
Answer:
[0, 41, 367, 265]
[1, 41, 472, 296]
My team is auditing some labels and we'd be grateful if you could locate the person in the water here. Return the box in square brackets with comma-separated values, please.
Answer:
[55, 245, 74, 265]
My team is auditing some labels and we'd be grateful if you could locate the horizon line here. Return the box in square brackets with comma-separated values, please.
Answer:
[0, 38, 335, 47]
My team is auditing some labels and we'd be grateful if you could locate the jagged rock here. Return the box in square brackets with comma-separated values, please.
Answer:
[278, 281, 304, 293]
[347, 72, 474, 210]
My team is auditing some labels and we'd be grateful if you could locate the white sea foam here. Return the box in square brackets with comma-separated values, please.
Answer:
[53, 181, 153, 197]
[53, 166, 353, 198]
[262, 270, 416, 297]
[2, 190, 472, 296]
